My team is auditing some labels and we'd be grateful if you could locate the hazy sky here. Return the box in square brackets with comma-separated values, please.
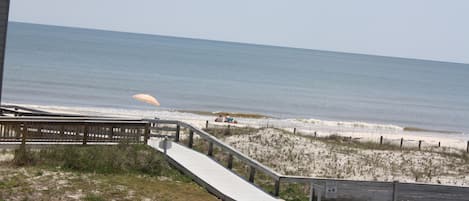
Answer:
[8, 0, 469, 64]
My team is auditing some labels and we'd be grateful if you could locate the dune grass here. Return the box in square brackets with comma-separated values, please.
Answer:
[1, 144, 218, 201]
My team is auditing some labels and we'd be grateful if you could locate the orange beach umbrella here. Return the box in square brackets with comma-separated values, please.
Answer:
[132, 93, 160, 106]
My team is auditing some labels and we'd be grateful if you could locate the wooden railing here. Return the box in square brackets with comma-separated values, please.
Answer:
[0, 117, 150, 144]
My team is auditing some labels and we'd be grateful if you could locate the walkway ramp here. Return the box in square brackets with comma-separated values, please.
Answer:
[148, 138, 281, 201]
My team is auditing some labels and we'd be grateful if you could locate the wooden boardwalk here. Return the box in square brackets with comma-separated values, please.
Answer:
[148, 138, 281, 201]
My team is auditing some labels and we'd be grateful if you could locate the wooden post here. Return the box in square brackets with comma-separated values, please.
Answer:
[21, 122, 26, 146]
[109, 127, 114, 140]
[438, 141, 441, 147]
[418, 140, 422, 150]
[227, 154, 233, 169]
[175, 125, 180, 142]
[248, 166, 256, 183]
[144, 124, 150, 144]
[392, 181, 399, 201]
[400, 138, 403, 149]
[207, 142, 213, 157]
[380, 136, 383, 145]
[274, 179, 280, 197]
[293, 128, 296, 134]
[188, 130, 194, 148]
[83, 124, 89, 145]
[205, 120, 209, 129]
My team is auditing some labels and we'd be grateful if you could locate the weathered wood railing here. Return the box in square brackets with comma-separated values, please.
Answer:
[149, 119, 469, 201]
[0, 117, 151, 144]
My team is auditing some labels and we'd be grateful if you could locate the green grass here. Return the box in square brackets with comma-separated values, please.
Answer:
[2, 144, 218, 201]
[13, 143, 187, 180]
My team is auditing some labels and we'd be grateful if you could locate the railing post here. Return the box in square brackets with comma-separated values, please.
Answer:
[207, 141, 213, 157]
[188, 130, 194, 148]
[21, 122, 26, 146]
[293, 128, 296, 134]
[400, 137, 403, 149]
[83, 124, 89, 145]
[380, 136, 383, 145]
[274, 178, 280, 197]
[248, 166, 256, 183]
[175, 124, 180, 142]
[144, 123, 150, 144]
[227, 154, 233, 169]
[392, 180, 399, 201]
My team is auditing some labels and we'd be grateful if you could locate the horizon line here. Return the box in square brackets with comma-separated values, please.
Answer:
[9, 21, 469, 66]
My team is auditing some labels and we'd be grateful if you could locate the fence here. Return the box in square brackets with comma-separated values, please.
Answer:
[0, 117, 151, 144]
[205, 120, 469, 153]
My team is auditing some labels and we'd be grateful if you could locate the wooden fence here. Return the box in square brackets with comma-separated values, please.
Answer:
[0, 117, 151, 144]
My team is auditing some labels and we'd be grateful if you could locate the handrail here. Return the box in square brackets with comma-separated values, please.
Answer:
[176, 120, 282, 180]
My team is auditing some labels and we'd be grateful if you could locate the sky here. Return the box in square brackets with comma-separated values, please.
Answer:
[8, 0, 469, 64]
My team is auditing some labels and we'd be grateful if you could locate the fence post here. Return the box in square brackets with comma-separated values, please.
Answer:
[380, 136, 383, 145]
[227, 154, 233, 169]
[400, 138, 403, 149]
[248, 166, 256, 183]
[438, 141, 441, 147]
[21, 122, 26, 146]
[175, 124, 180, 142]
[207, 141, 213, 157]
[392, 180, 399, 201]
[82, 124, 89, 145]
[274, 178, 280, 197]
[293, 128, 296, 134]
[418, 140, 422, 150]
[206, 120, 209, 129]
[144, 123, 150, 144]
[188, 130, 194, 148]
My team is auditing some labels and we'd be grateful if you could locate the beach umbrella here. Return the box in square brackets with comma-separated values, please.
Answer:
[132, 93, 160, 107]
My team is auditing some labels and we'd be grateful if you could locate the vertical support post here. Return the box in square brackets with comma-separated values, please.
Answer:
[293, 128, 296, 134]
[207, 141, 213, 157]
[188, 130, 194, 148]
[21, 122, 26, 146]
[380, 136, 383, 145]
[309, 183, 314, 201]
[392, 181, 399, 201]
[163, 136, 168, 155]
[227, 154, 233, 169]
[0, 0, 10, 106]
[144, 123, 150, 144]
[418, 140, 422, 150]
[205, 120, 209, 129]
[400, 138, 403, 149]
[438, 141, 441, 147]
[248, 166, 256, 183]
[274, 178, 280, 197]
[83, 124, 89, 145]
[175, 125, 180, 142]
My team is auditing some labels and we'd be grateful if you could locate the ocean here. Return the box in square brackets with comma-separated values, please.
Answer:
[3, 22, 469, 133]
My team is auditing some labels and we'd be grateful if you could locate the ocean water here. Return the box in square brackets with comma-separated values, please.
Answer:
[3, 22, 469, 133]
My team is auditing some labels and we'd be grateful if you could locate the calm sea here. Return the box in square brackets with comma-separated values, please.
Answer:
[3, 22, 469, 133]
